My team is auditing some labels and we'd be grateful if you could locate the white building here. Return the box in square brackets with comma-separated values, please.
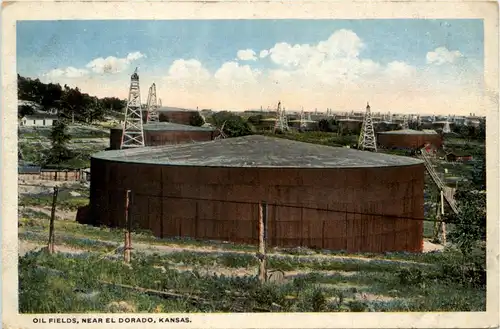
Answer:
[20, 113, 58, 127]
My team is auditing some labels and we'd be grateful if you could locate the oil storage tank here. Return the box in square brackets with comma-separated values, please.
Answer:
[90, 135, 425, 253]
[158, 106, 200, 125]
[377, 129, 443, 150]
[109, 122, 215, 150]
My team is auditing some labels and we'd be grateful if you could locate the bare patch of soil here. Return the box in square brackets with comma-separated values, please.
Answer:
[423, 240, 445, 253]
[18, 240, 87, 257]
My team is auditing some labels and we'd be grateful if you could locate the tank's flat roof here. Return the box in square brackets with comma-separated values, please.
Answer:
[93, 135, 423, 168]
[111, 122, 214, 132]
[158, 106, 196, 112]
[378, 129, 438, 135]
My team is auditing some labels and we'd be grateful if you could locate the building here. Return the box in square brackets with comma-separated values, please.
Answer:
[109, 122, 216, 150]
[18, 165, 42, 180]
[377, 129, 443, 150]
[89, 135, 425, 253]
[20, 113, 58, 127]
[446, 152, 473, 162]
[337, 119, 363, 135]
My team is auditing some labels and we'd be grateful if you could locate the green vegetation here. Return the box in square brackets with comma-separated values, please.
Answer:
[260, 131, 358, 147]
[19, 241, 486, 313]
[18, 75, 125, 122]
[208, 111, 253, 137]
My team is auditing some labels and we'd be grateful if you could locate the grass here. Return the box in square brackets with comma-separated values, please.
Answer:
[19, 192, 89, 211]
[260, 131, 358, 147]
[18, 247, 486, 313]
[18, 210, 486, 313]
[19, 217, 451, 266]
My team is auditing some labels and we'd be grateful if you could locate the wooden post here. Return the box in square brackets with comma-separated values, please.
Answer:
[124, 190, 132, 263]
[257, 201, 267, 283]
[440, 190, 446, 245]
[433, 191, 440, 241]
[47, 186, 59, 253]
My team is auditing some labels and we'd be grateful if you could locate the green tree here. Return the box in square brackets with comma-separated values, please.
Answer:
[18, 105, 35, 118]
[210, 111, 252, 138]
[447, 187, 486, 255]
[189, 112, 205, 127]
[247, 114, 263, 126]
[45, 119, 73, 166]
[40, 83, 63, 110]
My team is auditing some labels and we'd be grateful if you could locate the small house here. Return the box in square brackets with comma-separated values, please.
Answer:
[20, 113, 58, 127]
[446, 152, 473, 162]
[18, 165, 42, 180]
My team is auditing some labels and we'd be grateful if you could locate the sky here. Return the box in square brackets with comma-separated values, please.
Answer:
[17, 19, 485, 115]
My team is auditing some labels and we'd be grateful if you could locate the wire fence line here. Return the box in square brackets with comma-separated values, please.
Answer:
[17, 181, 478, 228]
[129, 190, 469, 226]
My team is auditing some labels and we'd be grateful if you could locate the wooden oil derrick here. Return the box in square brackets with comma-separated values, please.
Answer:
[121, 68, 145, 149]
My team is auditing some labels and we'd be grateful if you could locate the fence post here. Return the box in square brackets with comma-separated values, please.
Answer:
[433, 191, 440, 241]
[257, 201, 267, 283]
[124, 190, 132, 263]
[47, 186, 59, 254]
[440, 190, 446, 245]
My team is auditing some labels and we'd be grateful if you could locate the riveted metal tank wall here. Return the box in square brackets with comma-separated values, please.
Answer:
[89, 158, 424, 253]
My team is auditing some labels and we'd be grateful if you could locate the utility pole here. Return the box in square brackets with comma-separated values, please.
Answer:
[121, 68, 145, 149]
[358, 102, 377, 152]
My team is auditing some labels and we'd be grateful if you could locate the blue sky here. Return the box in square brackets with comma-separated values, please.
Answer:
[17, 19, 485, 114]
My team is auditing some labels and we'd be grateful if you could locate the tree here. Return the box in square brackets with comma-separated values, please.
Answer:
[189, 112, 205, 127]
[45, 119, 73, 166]
[318, 119, 331, 132]
[247, 114, 263, 126]
[18, 105, 35, 118]
[210, 111, 252, 138]
[40, 83, 63, 110]
[446, 187, 486, 255]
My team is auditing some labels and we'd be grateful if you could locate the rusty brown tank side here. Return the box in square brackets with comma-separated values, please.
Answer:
[377, 133, 443, 149]
[89, 159, 424, 253]
[109, 128, 214, 150]
[159, 111, 196, 125]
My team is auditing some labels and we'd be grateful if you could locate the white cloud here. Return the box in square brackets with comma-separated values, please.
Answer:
[86, 51, 146, 74]
[214, 61, 261, 86]
[37, 31, 483, 115]
[44, 66, 89, 79]
[166, 59, 211, 84]
[316, 29, 364, 58]
[426, 47, 463, 65]
[236, 49, 257, 61]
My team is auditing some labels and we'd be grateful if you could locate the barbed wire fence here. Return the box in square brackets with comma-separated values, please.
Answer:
[18, 182, 477, 283]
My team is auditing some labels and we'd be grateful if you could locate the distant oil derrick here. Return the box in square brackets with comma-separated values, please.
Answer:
[358, 102, 377, 152]
[273, 101, 289, 133]
[299, 107, 307, 130]
[146, 83, 159, 123]
[401, 115, 409, 130]
[121, 68, 145, 149]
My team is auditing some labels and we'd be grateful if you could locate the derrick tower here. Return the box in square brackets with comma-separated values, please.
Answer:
[273, 101, 289, 133]
[442, 116, 451, 133]
[121, 68, 145, 149]
[402, 115, 409, 130]
[146, 83, 159, 123]
[299, 107, 307, 129]
[358, 102, 377, 152]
